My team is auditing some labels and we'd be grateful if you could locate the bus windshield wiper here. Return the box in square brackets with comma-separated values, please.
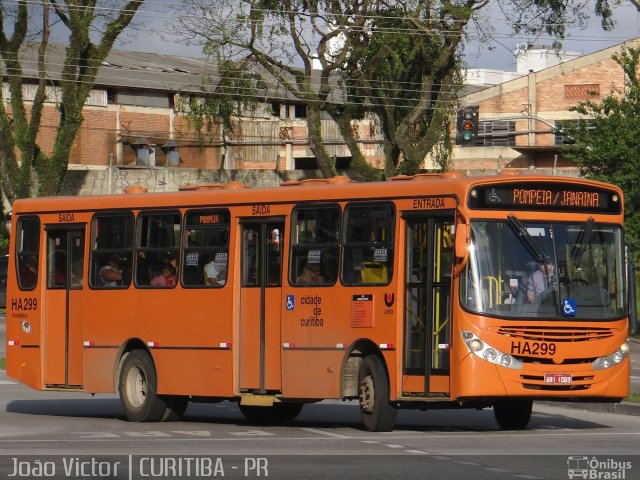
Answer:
[571, 217, 595, 266]
[507, 214, 549, 263]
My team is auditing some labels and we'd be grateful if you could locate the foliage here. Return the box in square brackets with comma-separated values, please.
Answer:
[174, 0, 616, 180]
[562, 46, 640, 253]
[178, 58, 263, 169]
[340, 6, 463, 175]
[0, 1, 144, 202]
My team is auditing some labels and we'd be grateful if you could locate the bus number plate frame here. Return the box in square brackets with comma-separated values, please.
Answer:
[543, 373, 572, 384]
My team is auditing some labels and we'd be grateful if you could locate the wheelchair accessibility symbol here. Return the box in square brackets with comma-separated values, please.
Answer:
[563, 298, 576, 317]
[286, 295, 295, 311]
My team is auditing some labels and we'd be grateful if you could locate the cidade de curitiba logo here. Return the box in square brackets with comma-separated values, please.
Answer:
[567, 456, 632, 479]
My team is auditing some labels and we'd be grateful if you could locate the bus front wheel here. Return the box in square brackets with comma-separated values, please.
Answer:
[119, 350, 167, 422]
[358, 354, 397, 432]
[493, 399, 533, 430]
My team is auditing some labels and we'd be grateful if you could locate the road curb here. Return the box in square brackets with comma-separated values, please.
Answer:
[539, 401, 640, 416]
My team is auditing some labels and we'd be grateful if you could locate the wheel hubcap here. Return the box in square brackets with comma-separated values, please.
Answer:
[359, 375, 375, 414]
[125, 366, 147, 408]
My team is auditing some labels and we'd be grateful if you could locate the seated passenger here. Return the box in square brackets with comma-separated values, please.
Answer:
[297, 262, 324, 284]
[100, 254, 123, 287]
[205, 253, 227, 286]
[527, 260, 556, 303]
[150, 264, 176, 287]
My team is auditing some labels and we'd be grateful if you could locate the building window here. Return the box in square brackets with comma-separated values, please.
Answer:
[554, 119, 595, 145]
[565, 84, 600, 101]
[294, 158, 317, 170]
[478, 120, 516, 147]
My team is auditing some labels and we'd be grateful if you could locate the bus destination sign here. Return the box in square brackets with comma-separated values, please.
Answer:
[468, 182, 621, 214]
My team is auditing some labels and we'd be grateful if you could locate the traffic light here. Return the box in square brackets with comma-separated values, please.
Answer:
[456, 105, 479, 146]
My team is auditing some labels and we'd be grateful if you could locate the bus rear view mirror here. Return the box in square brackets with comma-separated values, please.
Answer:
[455, 223, 469, 260]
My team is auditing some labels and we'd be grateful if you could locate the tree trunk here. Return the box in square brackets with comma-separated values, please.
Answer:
[306, 107, 336, 178]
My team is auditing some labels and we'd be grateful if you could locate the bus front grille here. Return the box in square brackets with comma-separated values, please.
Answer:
[497, 326, 614, 342]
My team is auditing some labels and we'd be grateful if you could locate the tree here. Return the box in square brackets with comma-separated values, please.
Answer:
[562, 45, 640, 251]
[0, 0, 145, 202]
[174, 0, 616, 180]
[178, 57, 264, 170]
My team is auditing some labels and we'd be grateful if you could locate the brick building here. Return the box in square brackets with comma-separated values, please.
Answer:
[9, 40, 639, 187]
[15, 44, 384, 175]
[453, 39, 639, 173]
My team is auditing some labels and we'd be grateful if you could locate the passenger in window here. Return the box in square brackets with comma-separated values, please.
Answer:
[297, 262, 324, 284]
[515, 261, 538, 304]
[100, 254, 124, 287]
[150, 263, 176, 287]
[19, 255, 38, 288]
[205, 253, 227, 286]
[527, 260, 556, 303]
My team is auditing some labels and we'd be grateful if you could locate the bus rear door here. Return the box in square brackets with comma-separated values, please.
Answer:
[43, 226, 85, 388]
[239, 220, 285, 393]
[402, 214, 454, 397]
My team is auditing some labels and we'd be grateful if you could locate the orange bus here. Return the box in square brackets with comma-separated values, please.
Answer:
[5, 173, 630, 431]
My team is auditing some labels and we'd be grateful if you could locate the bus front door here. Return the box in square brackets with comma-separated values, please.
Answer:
[239, 220, 285, 393]
[43, 227, 85, 388]
[402, 215, 453, 397]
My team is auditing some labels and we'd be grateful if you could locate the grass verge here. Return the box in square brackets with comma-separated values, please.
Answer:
[626, 393, 640, 404]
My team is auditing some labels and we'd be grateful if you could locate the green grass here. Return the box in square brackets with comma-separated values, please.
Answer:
[0, 358, 5, 370]
[626, 393, 640, 404]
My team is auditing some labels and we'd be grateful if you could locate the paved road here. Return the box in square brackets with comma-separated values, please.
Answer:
[0, 370, 638, 480]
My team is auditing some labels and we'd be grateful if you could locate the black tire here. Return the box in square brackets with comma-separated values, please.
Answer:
[239, 403, 304, 423]
[358, 354, 397, 432]
[493, 399, 533, 430]
[118, 350, 168, 422]
[161, 396, 189, 421]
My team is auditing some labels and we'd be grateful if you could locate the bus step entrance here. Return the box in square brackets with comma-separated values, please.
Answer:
[239, 394, 276, 406]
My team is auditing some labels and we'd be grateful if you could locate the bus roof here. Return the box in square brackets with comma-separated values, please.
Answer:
[10, 172, 622, 215]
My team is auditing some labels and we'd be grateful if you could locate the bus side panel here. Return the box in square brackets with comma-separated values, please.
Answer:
[153, 350, 233, 397]
[6, 285, 44, 390]
[83, 348, 119, 393]
[139, 290, 234, 397]
[281, 351, 341, 398]
[82, 292, 141, 392]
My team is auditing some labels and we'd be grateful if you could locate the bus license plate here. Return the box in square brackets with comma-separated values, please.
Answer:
[544, 373, 572, 384]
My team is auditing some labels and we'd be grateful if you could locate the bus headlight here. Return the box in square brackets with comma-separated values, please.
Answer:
[592, 340, 630, 370]
[462, 330, 522, 370]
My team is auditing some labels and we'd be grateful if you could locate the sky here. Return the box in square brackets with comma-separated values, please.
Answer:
[463, 2, 640, 71]
[103, 0, 640, 73]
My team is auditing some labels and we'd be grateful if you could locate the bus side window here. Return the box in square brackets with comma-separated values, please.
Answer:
[290, 205, 340, 286]
[135, 211, 181, 288]
[89, 213, 134, 289]
[342, 203, 395, 286]
[16, 216, 41, 291]
[182, 209, 230, 288]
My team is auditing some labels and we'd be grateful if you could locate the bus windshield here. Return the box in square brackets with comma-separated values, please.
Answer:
[460, 219, 627, 320]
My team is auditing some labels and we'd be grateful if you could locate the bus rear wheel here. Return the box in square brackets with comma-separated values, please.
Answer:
[493, 399, 533, 430]
[239, 403, 304, 423]
[119, 350, 167, 422]
[358, 354, 397, 432]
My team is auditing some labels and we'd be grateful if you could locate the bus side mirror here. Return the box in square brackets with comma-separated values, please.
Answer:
[453, 223, 470, 278]
[455, 223, 469, 260]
